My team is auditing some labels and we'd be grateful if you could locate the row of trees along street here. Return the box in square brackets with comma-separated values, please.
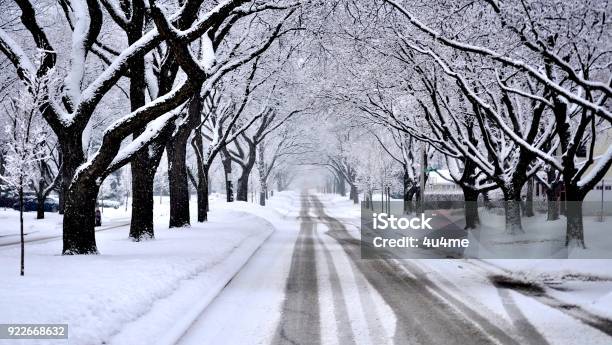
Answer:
[299, 0, 611, 250]
[0, 0, 610, 261]
[0, 0, 315, 256]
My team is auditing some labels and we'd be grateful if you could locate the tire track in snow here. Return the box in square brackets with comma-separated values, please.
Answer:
[317, 223, 395, 345]
[315, 227, 358, 345]
[273, 195, 321, 345]
[310, 195, 524, 345]
[496, 288, 550, 345]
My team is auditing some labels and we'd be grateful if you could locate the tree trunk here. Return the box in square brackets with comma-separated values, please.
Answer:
[502, 187, 524, 234]
[462, 187, 480, 230]
[405, 186, 417, 214]
[129, 164, 155, 241]
[197, 167, 210, 222]
[524, 178, 534, 217]
[167, 93, 204, 227]
[192, 124, 208, 223]
[403, 170, 413, 214]
[167, 141, 190, 227]
[482, 191, 493, 209]
[128, 22, 157, 241]
[236, 144, 257, 202]
[336, 177, 346, 196]
[546, 185, 559, 221]
[36, 179, 45, 219]
[415, 186, 422, 213]
[236, 172, 249, 202]
[58, 132, 85, 215]
[350, 184, 359, 204]
[565, 199, 585, 248]
[196, 166, 209, 222]
[221, 152, 234, 202]
[62, 177, 99, 254]
[257, 144, 266, 206]
[277, 174, 286, 192]
[565, 188, 585, 248]
[36, 197, 44, 219]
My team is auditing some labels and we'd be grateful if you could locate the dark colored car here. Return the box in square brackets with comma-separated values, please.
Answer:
[0, 191, 17, 208]
[12, 197, 59, 212]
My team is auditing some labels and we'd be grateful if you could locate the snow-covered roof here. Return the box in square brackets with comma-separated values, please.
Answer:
[428, 169, 454, 185]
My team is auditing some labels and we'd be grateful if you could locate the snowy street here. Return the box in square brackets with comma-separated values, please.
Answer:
[175, 193, 612, 345]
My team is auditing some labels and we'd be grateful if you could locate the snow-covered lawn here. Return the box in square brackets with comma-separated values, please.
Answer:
[0, 205, 130, 246]
[466, 209, 612, 259]
[0, 193, 296, 345]
[0, 209, 63, 244]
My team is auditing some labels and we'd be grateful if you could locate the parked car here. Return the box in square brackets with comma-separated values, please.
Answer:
[12, 197, 60, 212]
[97, 199, 122, 209]
[1, 190, 38, 207]
[0, 191, 17, 208]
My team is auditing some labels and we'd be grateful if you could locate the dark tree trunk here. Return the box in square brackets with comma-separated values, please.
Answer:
[462, 187, 480, 230]
[196, 166, 209, 222]
[565, 200, 585, 248]
[482, 191, 493, 209]
[192, 124, 209, 223]
[167, 141, 190, 227]
[524, 178, 535, 217]
[36, 199, 44, 219]
[62, 177, 99, 255]
[502, 187, 524, 234]
[546, 185, 560, 221]
[403, 170, 413, 214]
[414, 186, 422, 213]
[236, 172, 249, 202]
[407, 186, 418, 214]
[196, 179, 206, 222]
[336, 177, 346, 196]
[258, 146, 266, 206]
[236, 144, 256, 202]
[350, 184, 359, 204]
[36, 178, 45, 219]
[58, 132, 85, 215]
[565, 188, 586, 248]
[128, 18, 157, 241]
[221, 152, 234, 202]
[130, 165, 156, 241]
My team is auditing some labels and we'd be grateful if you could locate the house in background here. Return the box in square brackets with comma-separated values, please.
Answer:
[584, 131, 612, 202]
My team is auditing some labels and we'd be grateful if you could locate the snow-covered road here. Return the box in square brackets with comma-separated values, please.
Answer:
[176, 193, 612, 345]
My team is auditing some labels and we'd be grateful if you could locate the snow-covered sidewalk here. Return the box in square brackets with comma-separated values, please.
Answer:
[0, 207, 131, 247]
[0, 198, 283, 345]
